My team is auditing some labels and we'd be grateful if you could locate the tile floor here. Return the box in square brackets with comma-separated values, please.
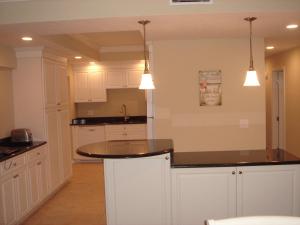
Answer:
[22, 163, 106, 225]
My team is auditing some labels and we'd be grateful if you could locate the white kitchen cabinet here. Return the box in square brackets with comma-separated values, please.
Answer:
[74, 71, 106, 103]
[236, 165, 300, 217]
[104, 153, 171, 225]
[13, 49, 73, 195]
[172, 167, 236, 225]
[27, 145, 48, 209]
[106, 69, 142, 88]
[171, 165, 300, 225]
[72, 125, 105, 161]
[44, 59, 69, 108]
[0, 166, 29, 225]
[105, 124, 147, 141]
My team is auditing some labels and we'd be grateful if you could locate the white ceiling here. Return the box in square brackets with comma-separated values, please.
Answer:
[0, 8, 299, 60]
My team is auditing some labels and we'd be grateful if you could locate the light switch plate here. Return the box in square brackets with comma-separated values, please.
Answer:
[240, 119, 249, 128]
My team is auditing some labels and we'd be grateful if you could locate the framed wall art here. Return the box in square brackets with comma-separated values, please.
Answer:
[199, 70, 222, 106]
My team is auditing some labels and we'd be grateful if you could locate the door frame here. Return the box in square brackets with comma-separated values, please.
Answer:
[271, 68, 286, 149]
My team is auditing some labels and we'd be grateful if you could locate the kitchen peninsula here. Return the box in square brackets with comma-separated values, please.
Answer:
[77, 139, 300, 225]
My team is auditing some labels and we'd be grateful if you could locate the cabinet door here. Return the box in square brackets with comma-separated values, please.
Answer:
[105, 125, 127, 140]
[104, 153, 171, 225]
[44, 59, 57, 108]
[58, 108, 72, 180]
[0, 175, 17, 225]
[0, 168, 29, 225]
[56, 64, 69, 106]
[89, 71, 107, 102]
[126, 70, 142, 88]
[72, 126, 105, 160]
[106, 71, 126, 88]
[46, 108, 62, 191]
[237, 165, 300, 216]
[28, 158, 48, 208]
[126, 124, 147, 140]
[74, 72, 89, 102]
[172, 167, 236, 225]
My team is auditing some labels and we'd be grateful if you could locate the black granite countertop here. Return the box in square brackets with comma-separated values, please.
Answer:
[71, 116, 147, 126]
[172, 149, 300, 168]
[77, 139, 173, 158]
[0, 138, 47, 162]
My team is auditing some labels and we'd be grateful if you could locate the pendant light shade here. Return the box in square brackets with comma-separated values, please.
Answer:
[243, 17, 260, 87]
[138, 20, 155, 90]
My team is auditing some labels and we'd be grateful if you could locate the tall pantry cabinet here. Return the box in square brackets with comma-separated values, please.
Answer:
[12, 48, 72, 193]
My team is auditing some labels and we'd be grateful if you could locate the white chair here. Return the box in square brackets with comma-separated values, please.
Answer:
[206, 216, 300, 225]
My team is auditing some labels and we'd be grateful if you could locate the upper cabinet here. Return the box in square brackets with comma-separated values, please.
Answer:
[106, 69, 142, 89]
[44, 59, 69, 108]
[74, 71, 106, 103]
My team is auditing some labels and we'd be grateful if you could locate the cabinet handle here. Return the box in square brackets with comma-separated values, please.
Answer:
[37, 152, 41, 155]
[57, 109, 61, 112]
[89, 129, 95, 131]
[57, 102, 61, 105]
[13, 174, 19, 179]
[239, 171, 243, 174]
[165, 156, 169, 160]
[37, 162, 42, 166]
[232, 171, 236, 175]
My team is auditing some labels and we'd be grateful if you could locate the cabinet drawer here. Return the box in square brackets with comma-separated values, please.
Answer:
[105, 124, 147, 140]
[1, 154, 26, 176]
[27, 146, 46, 162]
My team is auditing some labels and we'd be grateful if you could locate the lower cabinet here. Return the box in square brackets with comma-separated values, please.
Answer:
[172, 167, 236, 225]
[105, 124, 147, 141]
[104, 153, 171, 225]
[0, 166, 29, 225]
[72, 125, 105, 161]
[171, 165, 300, 225]
[28, 157, 48, 209]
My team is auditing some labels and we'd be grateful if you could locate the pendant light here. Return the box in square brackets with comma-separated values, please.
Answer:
[138, 20, 155, 89]
[243, 17, 260, 87]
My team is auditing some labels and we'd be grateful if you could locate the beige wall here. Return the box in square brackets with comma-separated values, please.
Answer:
[265, 46, 300, 157]
[0, 69, 14, 138]
[153, 38, 266, 152]
[0, 45, 16, 138]
[76, 88, 146, 117]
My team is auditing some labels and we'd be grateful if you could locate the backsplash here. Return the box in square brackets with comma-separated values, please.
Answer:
[76, 88, 147, 117]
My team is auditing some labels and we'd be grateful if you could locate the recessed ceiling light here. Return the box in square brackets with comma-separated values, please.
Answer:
[74, 56, 82, 59]
[286, 24, 298, 29]
[266, 46, 275, 50]
[21, 36, 33, 41]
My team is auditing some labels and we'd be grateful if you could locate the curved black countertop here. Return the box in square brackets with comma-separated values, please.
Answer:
[77, 139, 173, 158]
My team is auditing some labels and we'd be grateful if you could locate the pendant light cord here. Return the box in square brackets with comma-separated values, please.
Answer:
[143, 22, 149, 73]
[249, 19, 254, 70]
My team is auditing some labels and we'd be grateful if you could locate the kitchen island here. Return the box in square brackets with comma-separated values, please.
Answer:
[77, 140, 300, 225]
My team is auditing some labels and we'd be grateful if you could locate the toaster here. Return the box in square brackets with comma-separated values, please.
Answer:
[11, 128, 33, 143]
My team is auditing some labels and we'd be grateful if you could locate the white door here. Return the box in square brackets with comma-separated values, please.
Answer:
[104, 153, 171, 225]
[46, 108, 62, 191]
[1, 175, 18, 225]
[89, 71, 107, 102]
[56, 64, 69, 106]
[127, 70, 142, 88]
[43, 59, 57, 108]
[58, 108, 73, 180]
[106, 70, 126, 88]
[172, 167, 236, 225]
[272, 70, 285, 149]
[74, 72, 89, 102]
[237, 165, 300, 216]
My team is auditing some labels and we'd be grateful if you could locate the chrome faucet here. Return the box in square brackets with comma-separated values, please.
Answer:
[120, 104, 130, 122]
